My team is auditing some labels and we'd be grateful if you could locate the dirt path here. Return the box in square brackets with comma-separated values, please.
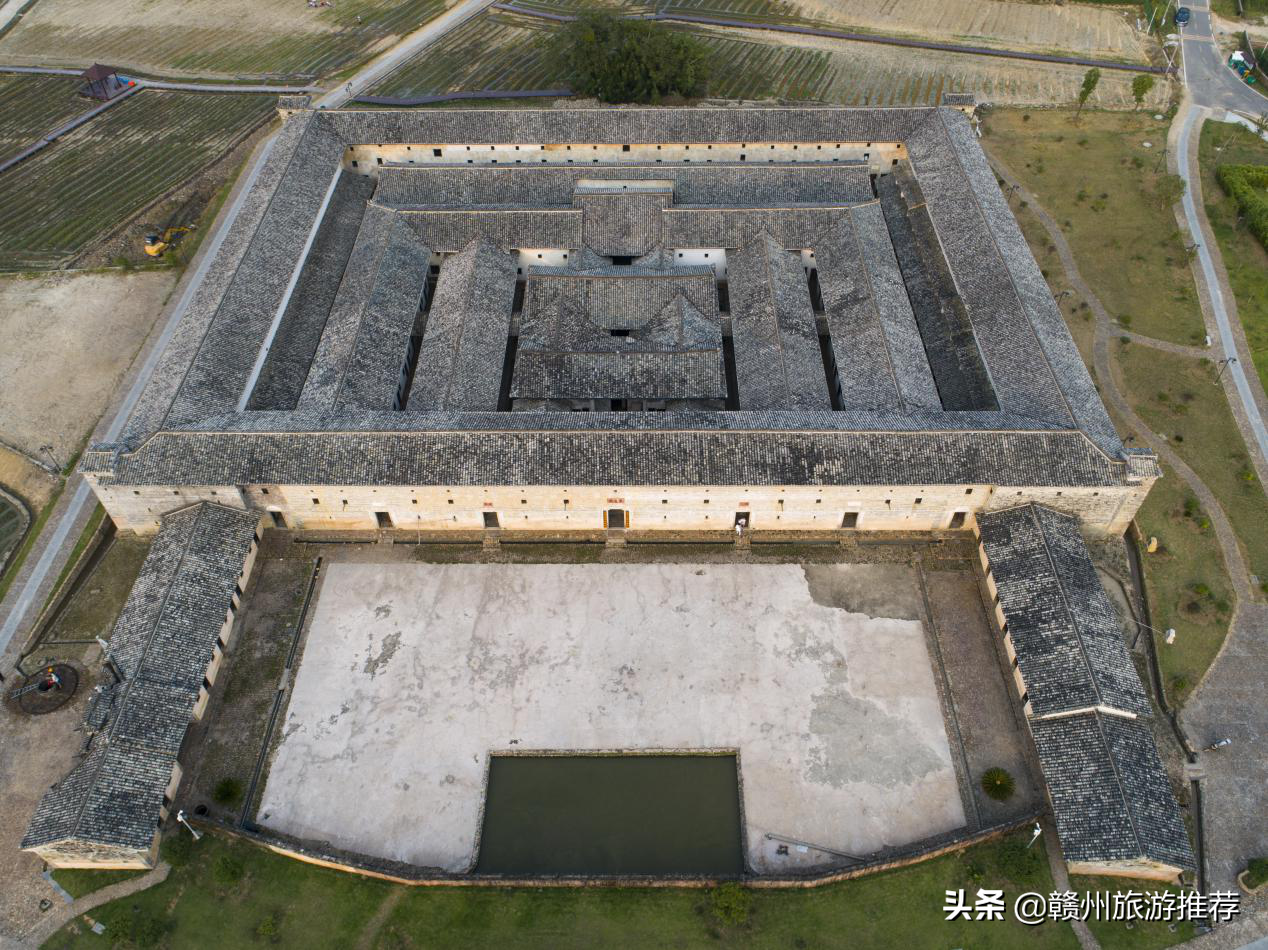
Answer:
[18, 863, 171, 948]
[990, 153, 1268, 893]
[355, 889, 405, 950]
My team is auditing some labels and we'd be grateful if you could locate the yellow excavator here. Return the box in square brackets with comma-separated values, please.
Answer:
[143, 224, 194, 257]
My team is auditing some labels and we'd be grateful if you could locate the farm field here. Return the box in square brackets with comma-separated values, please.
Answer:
[505, 0, 1153, 61]
[367, 11, 1169, 108]
[0, 491, 27, 577]
[0, 0, 452, 80]
[0, 90, 274, 272]
[0, 74, 87, 165]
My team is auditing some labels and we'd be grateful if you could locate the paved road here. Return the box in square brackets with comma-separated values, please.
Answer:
[1182, 0, 1268, 115]
[313, 0, 496, 109]
[1, 63, 322, 92]
[1175, 0, 1268, 466]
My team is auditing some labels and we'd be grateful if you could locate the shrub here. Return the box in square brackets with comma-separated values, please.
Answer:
[551, 12, 709, 104]
[127, 909, 168, 949]
[1217, 164, 1268, 253]
[160, 832, 194, 868]
[212, 853, 245, 887]
[709, 882, 752, 927]
[1246, 857, 1268, 888]
[1170, 674, 1190, 695]
[256, 913, 280, 941]
[213, 777, 244, 806]
[981, 767, 1016, 801]
[993, 837, 1041, 881]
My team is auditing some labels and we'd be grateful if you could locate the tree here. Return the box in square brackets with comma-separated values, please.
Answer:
[1131, 73, 1155, 110]
[551, 12, 710, 104]
[1075, 67, 1101, 122]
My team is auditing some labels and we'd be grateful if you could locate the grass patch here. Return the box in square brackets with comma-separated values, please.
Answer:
[40, 503, 104, 614]
[981, 109, 1205, 346]
[45, 832, 392, 950]
[51, 868, 144, 900]
[379, 831, 1075, 949]
[1068, 875, 1194, 949]
[44, 536, 150, 643]
[45, 829, 1078, 949]
[1133, 462, 1234, 703]
[1199, 119, 1268, 398]
[1117, 345, 1268, 587]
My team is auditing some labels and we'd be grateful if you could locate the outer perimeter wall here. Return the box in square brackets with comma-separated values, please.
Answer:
[89, 479, 1153, 538]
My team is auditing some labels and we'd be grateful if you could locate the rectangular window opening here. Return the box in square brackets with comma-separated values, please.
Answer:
[375, 511, 394, 529]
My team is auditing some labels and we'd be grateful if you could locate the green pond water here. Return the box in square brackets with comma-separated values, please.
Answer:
[475, 754, 744, 876]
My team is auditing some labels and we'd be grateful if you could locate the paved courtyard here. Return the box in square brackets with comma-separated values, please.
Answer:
[258, 562, 966, 874]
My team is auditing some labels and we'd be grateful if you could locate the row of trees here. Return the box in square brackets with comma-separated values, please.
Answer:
[552, 13, 709, 104]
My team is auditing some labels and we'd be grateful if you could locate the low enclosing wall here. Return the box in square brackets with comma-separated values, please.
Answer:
[195, 812, 1042, 889]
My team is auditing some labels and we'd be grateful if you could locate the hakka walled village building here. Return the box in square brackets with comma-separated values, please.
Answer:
[22, 100, 1194, 885]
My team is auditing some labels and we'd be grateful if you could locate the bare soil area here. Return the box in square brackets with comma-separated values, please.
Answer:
[700, 24, 1172, 108]
[793, 0, 1151, 62]
[0, 271, 176, 463]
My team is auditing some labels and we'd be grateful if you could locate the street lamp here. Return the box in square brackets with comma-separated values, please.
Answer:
[1214, 356, 1237, 385]
[175, 810, 202, 841]
[1135, 619, 1177, 645]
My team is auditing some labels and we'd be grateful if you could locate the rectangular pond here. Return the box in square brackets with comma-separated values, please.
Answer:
[475, 754, 744, 876]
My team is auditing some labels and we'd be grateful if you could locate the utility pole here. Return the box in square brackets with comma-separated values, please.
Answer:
[38, 443, 62, 473]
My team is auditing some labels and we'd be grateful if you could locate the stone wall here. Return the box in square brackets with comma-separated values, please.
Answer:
[88, 476, 1154, 538]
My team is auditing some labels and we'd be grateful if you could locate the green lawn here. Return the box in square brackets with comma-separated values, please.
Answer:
[1117, 343, 1268, 591]
[1199, 119, 1268, 400]
[45, 829, 1084, 949]
[981, 109, 1206, 346]
[1069, 876, 1194, 950]
[1132, 461, 1234, 704]
[51, 868, 144, 901]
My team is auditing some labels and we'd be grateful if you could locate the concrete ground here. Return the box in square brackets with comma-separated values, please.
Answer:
[0, 271, 174, 464]
[259, 562, 966, 874]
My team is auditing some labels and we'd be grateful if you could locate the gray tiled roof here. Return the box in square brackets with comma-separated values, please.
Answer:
[90, 428, 1130, 489]
[247, 172, 374, 411]
[729, 233, 832, 410]
[978, 503, 1151, 719]
[407, 238, 517, 411]
[513, 291, 725, 401]
[22, 503, 259, 853]
[1030, 712, 1194, 872]
[332, 219, 429, 409]
[299, 203, 400, 408]
[100, 103, 1142, 495]
[375, 163, 872, 209]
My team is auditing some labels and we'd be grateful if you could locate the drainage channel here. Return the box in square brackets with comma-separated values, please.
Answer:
[239, 556, 322, 828]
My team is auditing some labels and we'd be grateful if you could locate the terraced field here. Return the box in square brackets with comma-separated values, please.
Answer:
[369, 14, 563, 97]
[0, 91, 275, 272]
[0, 74, 87, 165]
[0, 0, 451, 80]
[502, 0, 1152, 61]
[367, 11, 1168, 108]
